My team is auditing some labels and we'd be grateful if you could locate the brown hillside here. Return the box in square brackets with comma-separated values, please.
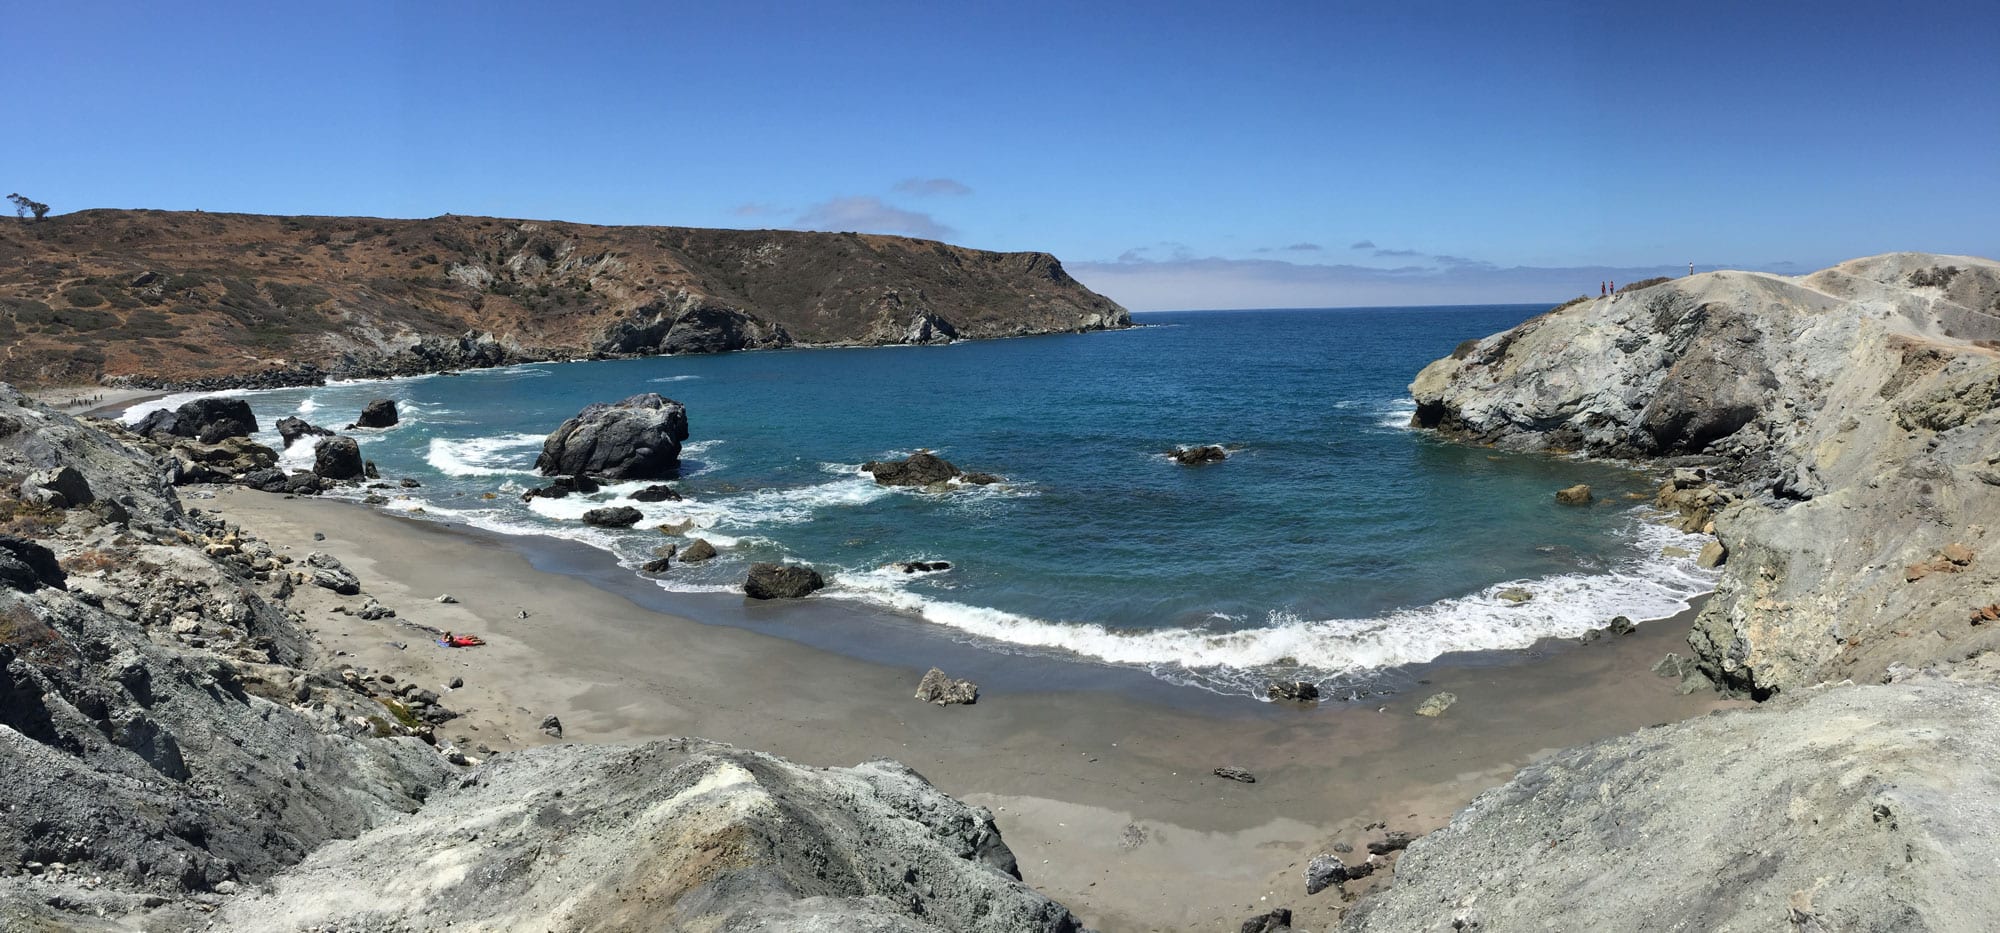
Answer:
[0, 210, 1130, 388]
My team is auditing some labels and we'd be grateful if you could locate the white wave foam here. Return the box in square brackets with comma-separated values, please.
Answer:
[823, 511, 1718, 697]
[648, 375, 702, 383]
[1375, 397, 1417, 429]
[426, 434, 546, 477]
[296, 397, 322, 415]
[277, 435, 318, 472]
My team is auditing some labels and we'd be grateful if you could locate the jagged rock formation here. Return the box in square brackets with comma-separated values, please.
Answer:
[1339, 678, 2000, 932]
[216, 739, 1083, 932]
[0, 210, 1129, 388]
[0, 385, 1079, 930]
[536, 393, 690, 480]
[1409, 253, 2000, 696]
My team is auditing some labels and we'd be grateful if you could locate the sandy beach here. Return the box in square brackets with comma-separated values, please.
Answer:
[204, 486, 1741, 931]
[22, 385, 169, 417]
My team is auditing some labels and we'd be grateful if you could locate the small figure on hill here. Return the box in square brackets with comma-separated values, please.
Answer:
[1600, 281, 1607, 297]
[1689, 262, 1695, 276]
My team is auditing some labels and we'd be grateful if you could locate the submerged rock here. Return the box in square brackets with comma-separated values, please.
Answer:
[863, 450, 966, 487]
[1169, 444, 1229, 465]
[744, 562, 826, 599]
[1268, 681, 1321, 702]
[536, 393, 689, 480]
[1554, 483, 1593, 505]
[629, 484, 682, 502]
[892, 560, 953, 573]
[915, 667, 979, 705]
[679, 538, 717, 563]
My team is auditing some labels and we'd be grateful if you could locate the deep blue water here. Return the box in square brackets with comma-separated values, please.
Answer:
[131, 306, 1713, 696]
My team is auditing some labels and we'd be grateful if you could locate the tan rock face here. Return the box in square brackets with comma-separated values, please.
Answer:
[1409, 253, 2000, 696]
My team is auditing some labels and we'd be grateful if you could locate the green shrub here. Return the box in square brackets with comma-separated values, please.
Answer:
[1617, 277, 1671, 294]
[62, 285, 106, 307]
[1909, 266, 1961, 288]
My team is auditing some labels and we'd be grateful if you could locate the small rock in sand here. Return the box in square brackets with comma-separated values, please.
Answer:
[540, 715, 563, 739]
[313, 532, 326, 541]
[1606, 615, 1637, 636]
[448, 676, 463, 689]
[1268, 680, 1321, 702]
[1415, 692, 1458, 717]
[1367, 830, 1416, 855]
[1214, 766, 1257, 783]
[1240, 907, 1293, 933]
[435, 593, 458, 604]
[914, 667, 979, 705]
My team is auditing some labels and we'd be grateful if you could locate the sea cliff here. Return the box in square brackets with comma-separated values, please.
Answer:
[0, 210, 1130, 389]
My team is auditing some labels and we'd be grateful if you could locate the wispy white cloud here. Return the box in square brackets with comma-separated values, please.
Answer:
[1067, 253, 1722, 311]
[1349, 240, 1376, 250]
[731, 202, 786, 217]
[794, 196, 955, 240]
[892, 177, 974, 197]
[1255, 242, 1325, 253]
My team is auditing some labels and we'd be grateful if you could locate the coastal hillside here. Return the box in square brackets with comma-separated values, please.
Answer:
[0, 210, 1130, 388]
[1410, 253, 2000, 698]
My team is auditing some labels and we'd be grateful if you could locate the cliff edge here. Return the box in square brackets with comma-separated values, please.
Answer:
[1410, 253, 2000, 697]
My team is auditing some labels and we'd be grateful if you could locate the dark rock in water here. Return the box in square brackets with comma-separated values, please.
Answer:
[863, 451, 965, 487]
[134, 397, 259, 444]
[1367, 830, 1416, 855]
[961, 472, 1003, 485]
[891, 560, 952, 573]
[275, 416, 333, 448]
[536, 393, 689, 480]
[399, 478, 421, 488]
[1607, 615, 1637, 636]
[1268, 680, 1320, 702]
[540, 715, 563, 739]
[1241, 906, 1294, 932]
[286, 472, 327, 496]
[1555, 483, 1594, 505]
[1169, 444, 1229, 465]
[630, 484, 682, 502]
[313, 436, 365, 481]
[914, 667, 979, 705]
[0, 536, 66, 592]
[744, 562, 826, 599]
[680, 539, 718, 563]
[21, 466, 95, 508]
[363, 460, 380, 480]
[641, 557, 672, 573]
[582, 506, 643, 528]
[521, 474, 603, 502]
[1214, 766, 1256, 784]
[354, 399, 399, 428]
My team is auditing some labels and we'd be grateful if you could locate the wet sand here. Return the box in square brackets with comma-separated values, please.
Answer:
[205, 487, 1742, 932]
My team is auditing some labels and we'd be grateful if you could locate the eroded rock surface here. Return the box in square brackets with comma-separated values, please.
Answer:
[536, 393, 689, 480]
[217, 739, 1084, 933]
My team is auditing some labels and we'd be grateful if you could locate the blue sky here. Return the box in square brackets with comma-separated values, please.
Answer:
[7, 1, 1996, 309]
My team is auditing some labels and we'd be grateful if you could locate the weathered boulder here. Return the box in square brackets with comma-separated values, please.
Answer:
[535, 393, 688, 480]
[175, 435, 279, 477]
[744, 562, 826, 599]
[581, 506, 643, 528]
[135, 397, 259, 444]
[629, 484, 682, 502]
[1414, 692, 1457, 717]
[276, 416, 333, 448]
[1338, 680, 2000, 932]
[914, 667, 979, 705]
[21, 466, 94, 508]
[1554, 483, 1592, 505]
[1268, 680, 1321, 702]
[312, 436, 365, 481]
[1214, 766, 1257, 783]
[680, 538, 717, 563]
[863, 451, 965, 487]
[0, 536, 66, 592]
[640, 556, 672, 573]
[214, 739, 1083, 932]
[306, 552, 361, 595]
[1169, 444, 1229, 465]
[353, 399, 399, 428]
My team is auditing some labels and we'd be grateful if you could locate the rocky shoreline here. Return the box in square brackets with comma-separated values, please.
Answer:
[1349, 252, 2000, 929]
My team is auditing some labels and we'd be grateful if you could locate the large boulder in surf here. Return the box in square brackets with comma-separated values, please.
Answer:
[133, 397, 259, 444]
[312, 436, 366, 481]
[353, 399, 400, 429]
[535, 393, 689, 481]
[744, 562, 826, 599]
[1169, 444, 1229, 465]
[862, 451, 966, 487]
[276, 416, 334, 448]
[582, 506, 644, 528]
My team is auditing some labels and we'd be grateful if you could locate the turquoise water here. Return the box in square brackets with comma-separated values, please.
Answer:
[131, 306, 1714, 696]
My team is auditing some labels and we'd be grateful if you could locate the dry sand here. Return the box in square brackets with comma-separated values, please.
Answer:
[204, 487, 1742, 932]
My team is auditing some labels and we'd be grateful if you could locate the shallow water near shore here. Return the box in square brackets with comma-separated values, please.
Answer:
[130, 306, 1715, 697]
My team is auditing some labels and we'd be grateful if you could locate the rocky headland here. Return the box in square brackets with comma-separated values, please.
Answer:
[0, 210, 1130, 390]
[1347, 252, 2000, 929]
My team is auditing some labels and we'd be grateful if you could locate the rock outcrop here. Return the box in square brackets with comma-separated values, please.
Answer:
[132, 397, 258, 444]
[312, 435, 365, 481]
[536, 393, 689, 480]
[744, 562, 826, 599]
[216, 739, 1083, 932]
[1169, 444, 1229, 465]
[1340, 679, 2000, 932]
[862, 451, 1001, 488]
[352, 398, 398, 428]
[275, 415, 332, 448]
[1408, 253, 2000, 697]
[581, 505, 643, 528]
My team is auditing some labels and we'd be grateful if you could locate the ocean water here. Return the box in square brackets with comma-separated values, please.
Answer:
[129, 306, 1715, 697]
